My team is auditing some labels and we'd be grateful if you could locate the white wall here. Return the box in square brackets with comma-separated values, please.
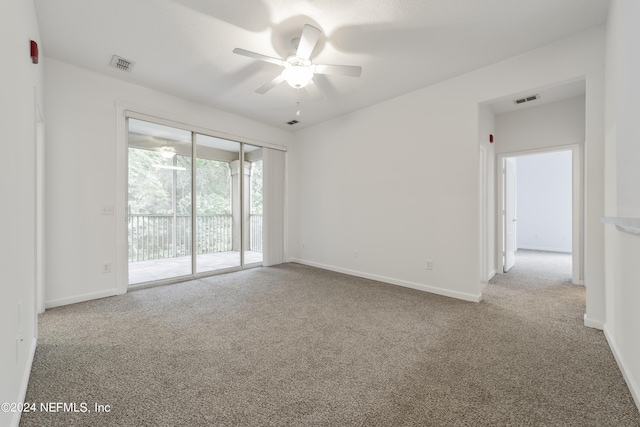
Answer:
[289, 28, 605, 313]
[609, 6, 640, 217]
[0, 1, 43, 426]
[478, 105, 496, 280]
[495, 96, 586, 155]
[44, 58, 293, 307]
[515, 151, 573, 253]
[603, 0, 640, 411]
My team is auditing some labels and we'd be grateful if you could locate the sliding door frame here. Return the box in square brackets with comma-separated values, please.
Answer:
[115, 102, 286, 294]
[191, 131, 197, 277]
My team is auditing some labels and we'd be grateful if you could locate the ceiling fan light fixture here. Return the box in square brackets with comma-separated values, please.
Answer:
[282, 63, 314, 88]
[158, 148, 176, 158]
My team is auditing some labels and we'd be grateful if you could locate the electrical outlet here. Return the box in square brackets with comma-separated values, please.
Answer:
[426, 260, 433, 270]
[102, 263, 112, 273]
[16, 334, 22, 362]
[16, 300, 24, 362]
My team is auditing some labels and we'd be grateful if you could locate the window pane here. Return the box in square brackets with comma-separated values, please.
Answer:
[127, 119, 192, 284]
[245, 145, 263, 265]
[195, 134, 240, 273]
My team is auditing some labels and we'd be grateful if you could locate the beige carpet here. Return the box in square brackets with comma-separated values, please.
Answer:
[21, 251, 640, 426]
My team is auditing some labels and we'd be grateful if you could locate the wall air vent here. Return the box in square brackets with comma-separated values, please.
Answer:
[110, 55, 135, 72]
[513, 94, 540, 105]
[287, 120, 299, 125]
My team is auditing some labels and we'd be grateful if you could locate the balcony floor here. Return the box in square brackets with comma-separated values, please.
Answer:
[128, 251, 262, 285]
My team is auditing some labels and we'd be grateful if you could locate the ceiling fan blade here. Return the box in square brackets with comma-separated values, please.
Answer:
[304, 79, 324, 101]
[296, 24, 321, 60]
[255, 74, 285, 94]
[314, 64, 362, 77]
[233, 48, 285, 67]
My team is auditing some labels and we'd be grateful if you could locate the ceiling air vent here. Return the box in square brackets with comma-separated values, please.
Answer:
[110, 55, 135, 72]
[513, 94, 540, 105]
[287, 120, 299, 125]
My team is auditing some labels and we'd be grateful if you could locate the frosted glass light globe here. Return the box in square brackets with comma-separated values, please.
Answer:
[282, 64, 314, 88]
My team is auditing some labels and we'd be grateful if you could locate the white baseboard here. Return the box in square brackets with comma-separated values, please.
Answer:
[487, 269, 496, 281]
[517, 246, 572, 253]
[288, 258, 482, 302]
[11, 336, 37, 427]
[583, 314, 604, 330]
[604, 325, 640, 413]
[45, 289, 117, 309]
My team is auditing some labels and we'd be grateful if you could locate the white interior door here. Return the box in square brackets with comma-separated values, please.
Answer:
[504, 158, 517, 272]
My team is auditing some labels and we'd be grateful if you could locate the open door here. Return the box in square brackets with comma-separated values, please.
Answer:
[504, 158, 517, 272]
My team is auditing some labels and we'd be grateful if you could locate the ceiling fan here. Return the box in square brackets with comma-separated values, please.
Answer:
[233, 24, 362, 100]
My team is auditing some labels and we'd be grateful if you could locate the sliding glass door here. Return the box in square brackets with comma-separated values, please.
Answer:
[245, 144, 263, 266]
[127, 119, 192, 283]
[127, 119, 264, 285]
[194, 134, 240, 273]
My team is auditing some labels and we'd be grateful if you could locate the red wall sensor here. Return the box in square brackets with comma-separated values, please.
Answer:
[489, 134, 494, 143]
[30, 40, 38, 64]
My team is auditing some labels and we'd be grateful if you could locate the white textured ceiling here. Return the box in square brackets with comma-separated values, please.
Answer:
[34, 0, 609, 130]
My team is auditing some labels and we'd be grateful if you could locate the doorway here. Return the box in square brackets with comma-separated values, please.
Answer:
[498, 146, 580, 284]
[126, 118, 263, 285]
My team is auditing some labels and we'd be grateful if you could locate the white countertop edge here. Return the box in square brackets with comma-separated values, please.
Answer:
[601, 217, 640, 236]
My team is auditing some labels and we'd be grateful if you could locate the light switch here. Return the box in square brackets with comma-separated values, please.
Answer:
[100, 205, 114, 215]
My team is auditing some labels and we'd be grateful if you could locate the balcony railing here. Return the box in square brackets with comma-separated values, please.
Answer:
[250, 214, 262, 253]
[128, 213, 263, 263]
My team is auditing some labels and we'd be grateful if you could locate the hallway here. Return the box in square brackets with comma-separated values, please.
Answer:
[493, 249, 573, 287]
